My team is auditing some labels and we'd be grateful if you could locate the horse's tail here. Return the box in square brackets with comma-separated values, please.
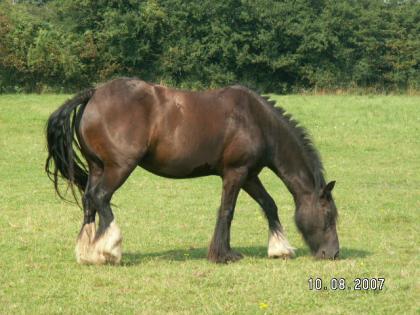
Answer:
[45, 89, 95, 204]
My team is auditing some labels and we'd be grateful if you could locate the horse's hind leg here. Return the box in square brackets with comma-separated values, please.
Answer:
[243, 176, 295, 258]
[76, 162, 137, 265]
[75, 161, 102, 264]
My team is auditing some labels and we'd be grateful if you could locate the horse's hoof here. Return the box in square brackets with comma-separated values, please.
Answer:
[75, 221, 122, 265]
[268, 243, 295, 259]
[225, 250, 244, 263]
[209, 250, 243, 264]
[268, 250, 295, 259]
[268, 230, 295, 259]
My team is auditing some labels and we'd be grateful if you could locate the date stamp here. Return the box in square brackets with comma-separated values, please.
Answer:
[308, 277, 385, 291]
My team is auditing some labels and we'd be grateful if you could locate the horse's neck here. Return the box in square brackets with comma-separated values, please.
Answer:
[268, 125, 316, 202]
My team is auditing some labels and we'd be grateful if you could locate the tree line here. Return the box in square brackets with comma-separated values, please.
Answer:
[0, 0, 419, 93]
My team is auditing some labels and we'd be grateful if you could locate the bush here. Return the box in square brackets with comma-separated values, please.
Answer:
[0, 0, 419, 93]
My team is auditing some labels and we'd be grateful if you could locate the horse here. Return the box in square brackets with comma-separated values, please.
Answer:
[45, 77, 339, 265]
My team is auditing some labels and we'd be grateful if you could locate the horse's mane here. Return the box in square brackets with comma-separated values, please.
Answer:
[231, 85, 326, 191]
[262, 95, 325, 183]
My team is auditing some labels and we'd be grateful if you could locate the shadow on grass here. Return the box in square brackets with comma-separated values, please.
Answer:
[339, 247, 371, 259]
[122, 246, 371, 265]
[293, 247, 371, 261]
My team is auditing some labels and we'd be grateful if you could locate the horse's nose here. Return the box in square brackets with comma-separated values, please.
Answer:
[333, 250, 340, 260]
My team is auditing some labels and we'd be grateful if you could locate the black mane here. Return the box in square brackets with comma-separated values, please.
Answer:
[261, 95, 326, 190]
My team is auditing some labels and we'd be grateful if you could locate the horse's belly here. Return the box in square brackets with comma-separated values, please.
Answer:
[139, 157, 218, 178]
[139, 143, 221, 178]
[140, 117, 226, 178]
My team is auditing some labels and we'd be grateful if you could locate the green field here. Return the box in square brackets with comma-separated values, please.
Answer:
[0, 94, 418, 314]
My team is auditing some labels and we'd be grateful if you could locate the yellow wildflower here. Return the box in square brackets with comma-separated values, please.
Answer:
[259, 302, 268, 310]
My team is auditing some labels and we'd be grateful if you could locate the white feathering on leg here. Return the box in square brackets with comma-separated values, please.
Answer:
[268, 229, 295, 258]
[94, 220, 122, 264]
[75, 222, 96, 264]
[75, 220, 122, 265]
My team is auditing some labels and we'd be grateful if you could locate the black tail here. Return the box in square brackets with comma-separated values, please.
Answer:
[45, 89, 95, 205]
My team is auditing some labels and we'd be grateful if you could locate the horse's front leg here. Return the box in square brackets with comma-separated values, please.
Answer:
[243, 176, 295, 258]
[208, 167, 247, 263]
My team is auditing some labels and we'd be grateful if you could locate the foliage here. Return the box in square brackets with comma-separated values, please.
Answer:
[0, 0, 419, 92]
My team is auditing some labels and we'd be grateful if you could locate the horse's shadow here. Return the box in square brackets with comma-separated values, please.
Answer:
[122, 246, 371, 266]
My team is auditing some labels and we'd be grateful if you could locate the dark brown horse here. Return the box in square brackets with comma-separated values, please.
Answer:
[45, 78, 339, 264]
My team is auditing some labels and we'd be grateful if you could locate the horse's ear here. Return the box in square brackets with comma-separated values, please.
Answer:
[320, 181, 336, 199]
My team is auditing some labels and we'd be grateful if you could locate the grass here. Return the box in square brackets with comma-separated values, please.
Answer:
[0, 94, 419, 314]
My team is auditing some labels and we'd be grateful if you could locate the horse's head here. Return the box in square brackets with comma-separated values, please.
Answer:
[295, 181, 339, 259]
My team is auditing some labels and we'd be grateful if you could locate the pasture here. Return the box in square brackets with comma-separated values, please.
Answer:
[0, 94, 418, 314]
